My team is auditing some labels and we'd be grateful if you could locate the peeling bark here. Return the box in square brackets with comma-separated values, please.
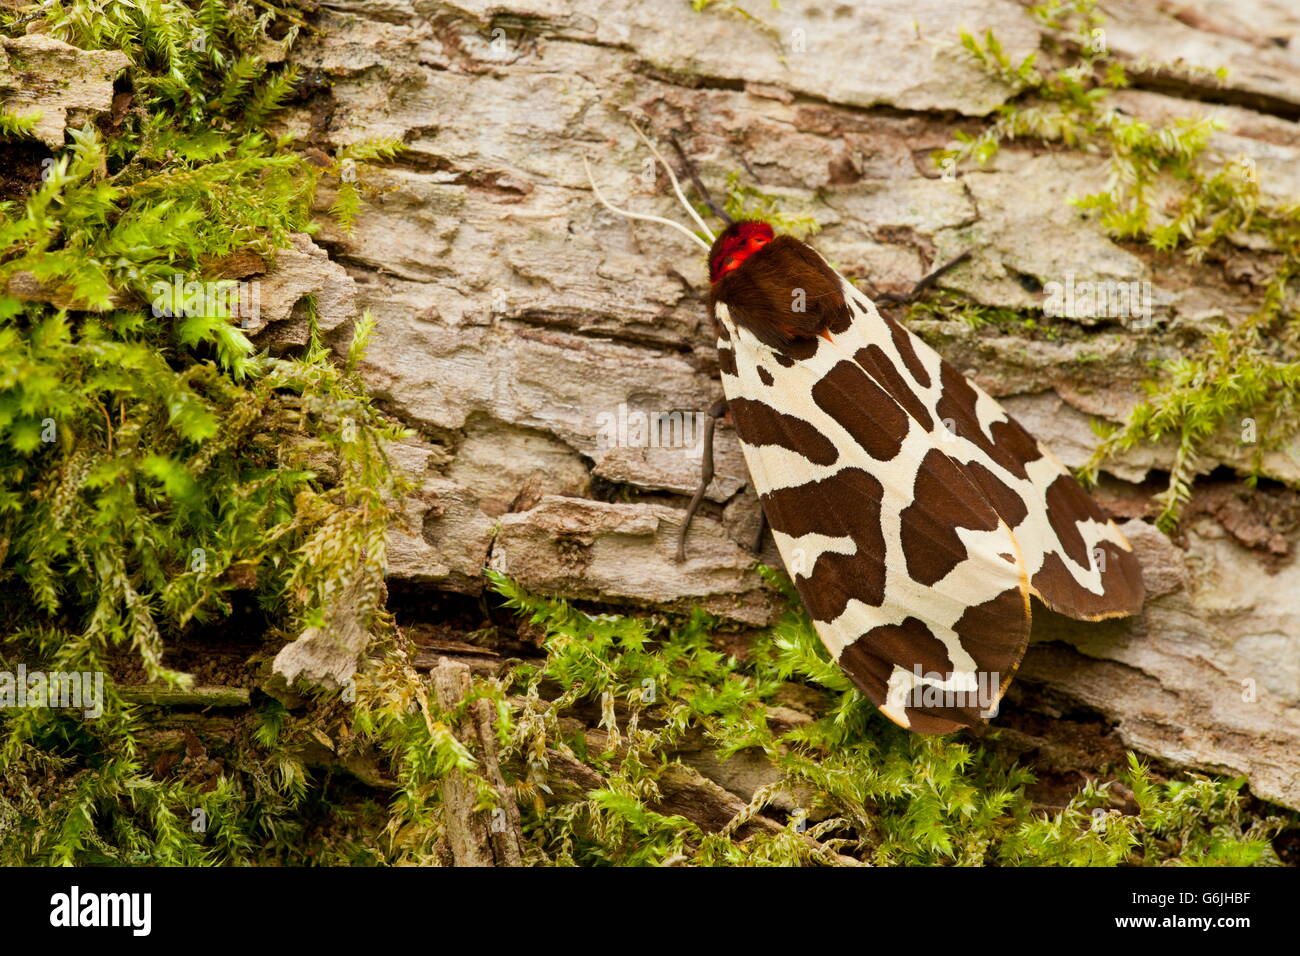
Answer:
[0, 34, 128, 148]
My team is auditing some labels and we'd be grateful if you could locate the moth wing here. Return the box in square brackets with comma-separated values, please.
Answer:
[715, 304, 1031, 733]
[837, 280, 1145, 621]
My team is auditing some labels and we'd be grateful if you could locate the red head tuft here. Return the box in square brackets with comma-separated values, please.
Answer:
[708, 221, 775, 284]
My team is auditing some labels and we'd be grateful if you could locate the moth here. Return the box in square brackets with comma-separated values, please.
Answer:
[585, 127, 1144, 733]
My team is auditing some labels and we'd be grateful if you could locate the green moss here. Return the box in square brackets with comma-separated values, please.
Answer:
[490, 570, 1291, 866]
[712, 171, 820, 239]
[0, 0, 445, 866]
[0, 109, 41, 139]
[907, 290, 1064, 339]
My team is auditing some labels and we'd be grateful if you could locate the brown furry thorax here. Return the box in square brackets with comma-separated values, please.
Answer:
[708, 229, 847, 351]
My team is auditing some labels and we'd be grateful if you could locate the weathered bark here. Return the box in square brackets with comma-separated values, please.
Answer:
[267, 0, 1300, 810]
[0, 34, 127, 148]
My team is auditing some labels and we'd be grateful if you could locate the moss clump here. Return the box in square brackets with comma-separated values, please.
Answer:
[0, 0, 452, 865]
[720, 172, 821, 239]
[907, 290, 1066, 339]
[491, 571, 1290, 866]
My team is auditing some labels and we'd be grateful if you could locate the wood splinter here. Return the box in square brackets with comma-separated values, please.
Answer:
[429, 658, 524, 867]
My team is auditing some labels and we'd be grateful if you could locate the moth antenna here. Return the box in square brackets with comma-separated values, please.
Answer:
[582, 154, 711, 253]
[669, 133, 733, 227]
[629, 120, 717, 242]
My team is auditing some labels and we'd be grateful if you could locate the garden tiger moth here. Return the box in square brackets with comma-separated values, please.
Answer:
[586, 128, 1144, 733]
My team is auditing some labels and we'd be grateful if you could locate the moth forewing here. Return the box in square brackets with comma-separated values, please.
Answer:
[714, 299, 1032, 732]
[836, 278, 1144, 622]
[710, 233, 1142, 732]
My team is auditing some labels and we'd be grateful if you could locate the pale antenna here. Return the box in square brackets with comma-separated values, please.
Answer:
[581, 125, 714, 253]
[629, 120, 716, 242]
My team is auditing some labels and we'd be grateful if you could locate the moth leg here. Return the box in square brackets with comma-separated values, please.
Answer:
[750, 508, 767, 556]
[875, 250, 972, 306]
[676, 396, 728, 563]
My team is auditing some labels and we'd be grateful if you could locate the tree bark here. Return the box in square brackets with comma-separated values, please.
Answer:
[263, 1, 1300, 811]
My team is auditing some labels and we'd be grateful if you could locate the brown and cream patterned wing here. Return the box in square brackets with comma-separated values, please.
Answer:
[715, 304, 1032, 733]
[838, 280, 1145, 622]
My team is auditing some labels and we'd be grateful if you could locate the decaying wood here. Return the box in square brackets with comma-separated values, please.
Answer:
[471, 696, 525, 866]
[411, 642, 503, 678]
[429, 658, 524, 867]
[273, 574, 382, 692]
[119, 685, 251, 708]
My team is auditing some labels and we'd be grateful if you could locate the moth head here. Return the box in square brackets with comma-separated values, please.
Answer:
[708, 221, 775, 283]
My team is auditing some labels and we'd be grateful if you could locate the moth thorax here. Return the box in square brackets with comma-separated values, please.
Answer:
[709, 232, 848, 350]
